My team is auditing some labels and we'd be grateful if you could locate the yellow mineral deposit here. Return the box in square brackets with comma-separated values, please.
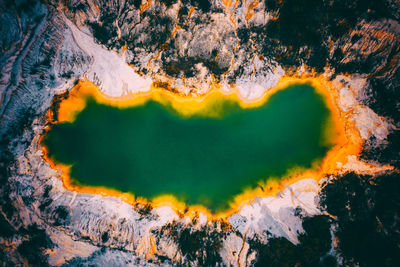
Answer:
[41, 72, 383, 219]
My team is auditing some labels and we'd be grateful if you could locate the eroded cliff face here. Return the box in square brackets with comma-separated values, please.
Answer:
[0, 0, 399, 266]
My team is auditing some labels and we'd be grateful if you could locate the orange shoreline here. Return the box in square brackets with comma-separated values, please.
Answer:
[40, 75, 363, 219]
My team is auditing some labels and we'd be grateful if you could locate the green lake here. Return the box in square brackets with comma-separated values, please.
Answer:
[43, 84, 333, 211]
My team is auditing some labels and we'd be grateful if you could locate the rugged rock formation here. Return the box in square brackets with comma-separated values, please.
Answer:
[0, 0, 399, 265]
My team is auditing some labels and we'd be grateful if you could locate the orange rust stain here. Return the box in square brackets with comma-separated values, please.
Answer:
[223, 0, 233, 9]
[147, 22, 181, 69]
[137, 233, 158, 260]
[54, 89, 86, 123]
[41, 74, 371, 220]
[185, 6, 196, 26]
[140, 0, 152, 14]
[94, 3, 100, 14]
[245, 0, 259, 22]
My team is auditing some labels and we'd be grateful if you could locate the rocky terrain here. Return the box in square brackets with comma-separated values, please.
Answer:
[0, 0, 399, 266]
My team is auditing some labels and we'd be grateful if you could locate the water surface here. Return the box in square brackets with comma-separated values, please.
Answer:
[44, 84, 333, 211]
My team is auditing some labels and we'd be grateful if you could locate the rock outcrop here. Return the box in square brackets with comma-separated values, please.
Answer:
[1, 0, 399, 265]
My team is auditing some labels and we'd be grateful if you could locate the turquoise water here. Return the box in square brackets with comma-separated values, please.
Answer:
[43, 84, 332, 211]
